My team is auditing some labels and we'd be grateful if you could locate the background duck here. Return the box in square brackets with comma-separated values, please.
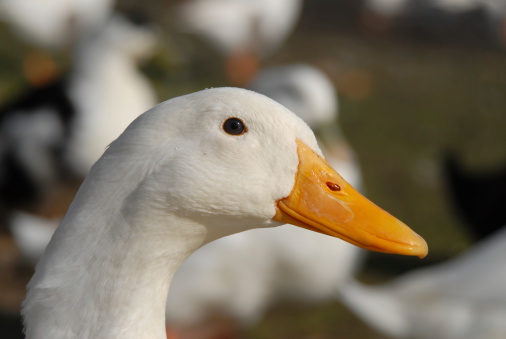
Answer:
[176, 0, 302, 58]
[339, 225, 506, 339]
[173, 0, 303, 85]
[0, 0, 114, 47]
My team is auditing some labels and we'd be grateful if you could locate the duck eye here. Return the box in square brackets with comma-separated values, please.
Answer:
[223, 118, 247, 135]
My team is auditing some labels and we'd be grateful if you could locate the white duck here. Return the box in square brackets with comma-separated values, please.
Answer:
[175, 0, 303, 85]
[0, 0, 114, 47]
[339, 226, 506, 339]
[65, 13, 158, 176]
[176, 0, 302, 58]
[23, 88, 427, 339]
[249, 64, 337, 129]
[166, 64, 364, 329]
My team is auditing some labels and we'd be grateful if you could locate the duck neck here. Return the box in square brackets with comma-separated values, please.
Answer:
[23, 188, 208, 338]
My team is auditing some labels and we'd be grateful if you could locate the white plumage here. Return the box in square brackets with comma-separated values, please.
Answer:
[249, 64, 338, 128]
[167, 64, 364, 328]
[65, 13, 158, 175]
[0, 0, 114, 47]
[176, 0, 303, 57]
[340, 227, 506, 339]
[23, 88, 317, 339]
[9, 212, 59, 264]
[23, 87, 426, 339]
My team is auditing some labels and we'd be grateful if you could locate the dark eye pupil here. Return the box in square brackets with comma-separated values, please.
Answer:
[230, 121, 240, 130]
[223, 118, 246, 135]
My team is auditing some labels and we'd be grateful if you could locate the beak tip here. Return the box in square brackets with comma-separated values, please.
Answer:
[416, 248, 428, 259]
[412, 235, 429, 259]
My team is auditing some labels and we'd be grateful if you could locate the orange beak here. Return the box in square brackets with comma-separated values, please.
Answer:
[273, 140, 428, 258]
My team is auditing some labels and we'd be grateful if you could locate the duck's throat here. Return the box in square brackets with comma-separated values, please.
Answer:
[23, 214, 208, 339]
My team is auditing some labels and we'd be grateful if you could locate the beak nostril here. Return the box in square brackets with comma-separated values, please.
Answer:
[326, 182, 341, 192]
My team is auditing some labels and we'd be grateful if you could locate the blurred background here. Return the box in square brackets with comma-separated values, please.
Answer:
[1, 0, 506, 338]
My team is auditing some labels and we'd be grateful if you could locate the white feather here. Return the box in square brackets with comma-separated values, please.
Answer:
[166, 64, 364, 327]
[176, 0, 302, 57]
[340, 226, 506, 339]
[23, 87, 321, 339]
[0, 0, 114, 47]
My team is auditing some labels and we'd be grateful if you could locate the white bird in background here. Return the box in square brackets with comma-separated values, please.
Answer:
[339, 226, 506, 339]
[22, 87, 428, 339]
[166, 64, 365, 331]
[175, 0, 303, 85]
[176, 0, 302, 58]
[0, 0, 114, 47]
[9, 212, 58, 265]
[249, 64, 337, 128]
[0, 13, 157, 263]
[65, 13, 158, 176]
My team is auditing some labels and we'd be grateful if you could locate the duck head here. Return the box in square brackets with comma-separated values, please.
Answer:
[108, 87, 427, 257]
